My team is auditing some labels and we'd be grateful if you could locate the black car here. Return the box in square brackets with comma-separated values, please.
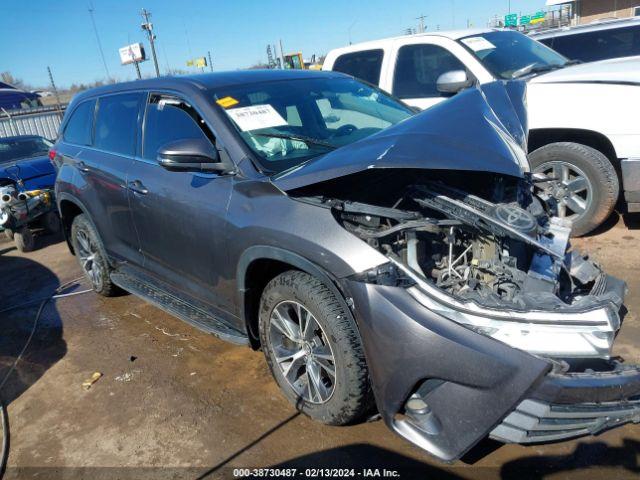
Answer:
[52, 70, 636, 462]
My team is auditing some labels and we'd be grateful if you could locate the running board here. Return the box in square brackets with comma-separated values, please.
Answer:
[110, 271, 248, 346]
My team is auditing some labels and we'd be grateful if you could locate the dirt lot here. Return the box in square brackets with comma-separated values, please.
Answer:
[1, 214, 640, 480]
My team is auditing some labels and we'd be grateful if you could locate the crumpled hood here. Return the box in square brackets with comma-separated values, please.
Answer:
[530, 56, 640, 85]
[0, 155, 56, 190]
[273, 80, 529, 192]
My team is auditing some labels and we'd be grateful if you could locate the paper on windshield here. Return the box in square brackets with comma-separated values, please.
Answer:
[461, 36, 496, 52]
[226, 104, 287, 131]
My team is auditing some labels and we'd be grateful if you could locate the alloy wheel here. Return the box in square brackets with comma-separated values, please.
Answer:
[75, 228, 103, 291]
[534, 161, 593, 221]
[269, 300, 336, 404]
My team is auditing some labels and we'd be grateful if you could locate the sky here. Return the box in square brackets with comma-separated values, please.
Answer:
[0, 0, 546, 89]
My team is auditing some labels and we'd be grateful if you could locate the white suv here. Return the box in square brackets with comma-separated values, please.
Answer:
[323, 29, 640, 236]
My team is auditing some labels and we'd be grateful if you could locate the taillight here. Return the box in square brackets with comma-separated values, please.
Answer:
[48, 149, 57, 165]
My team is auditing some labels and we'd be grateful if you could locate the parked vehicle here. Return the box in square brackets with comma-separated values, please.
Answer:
[52, 71, 635, 462]
[0, 82, 42, 111]
[531, 17, 640, 63]
[0, 135, 59, 251]
[323, 29, 640, 236]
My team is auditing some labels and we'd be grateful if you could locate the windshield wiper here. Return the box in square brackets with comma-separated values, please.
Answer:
[512, 62, 564, 79]
[253, 132, 336, 150]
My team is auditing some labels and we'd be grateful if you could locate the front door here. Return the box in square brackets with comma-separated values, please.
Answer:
[127, 93, 234, 314]
[390, 43, 468, 111]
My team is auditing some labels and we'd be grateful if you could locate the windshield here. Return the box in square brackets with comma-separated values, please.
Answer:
[0, 136, 52, 165]
[459, 31, 569, 79]
[212, 77, 414, 173]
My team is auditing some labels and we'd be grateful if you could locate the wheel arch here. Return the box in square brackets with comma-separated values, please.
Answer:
[528, 128, 619, 168]
[57, 193, 90, 254]
[237, 246, 353, 350]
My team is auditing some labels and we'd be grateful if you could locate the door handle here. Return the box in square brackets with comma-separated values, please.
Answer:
[128, 180, 149, 195]
[76, 160, 90, 172]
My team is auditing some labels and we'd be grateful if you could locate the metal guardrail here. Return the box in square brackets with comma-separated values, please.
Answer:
[0, 104, 67, 140]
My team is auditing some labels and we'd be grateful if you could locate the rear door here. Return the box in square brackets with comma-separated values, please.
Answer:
[77, 92, 145, 264]
[127, 92, 234, 313]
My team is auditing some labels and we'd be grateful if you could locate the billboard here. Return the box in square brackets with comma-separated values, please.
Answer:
[119, 43, 147, 65]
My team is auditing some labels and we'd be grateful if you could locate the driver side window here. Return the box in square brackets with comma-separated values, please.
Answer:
[142, 94, 212, 160]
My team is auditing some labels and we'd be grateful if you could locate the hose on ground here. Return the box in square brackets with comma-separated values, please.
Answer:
[0, 276, 90, 479]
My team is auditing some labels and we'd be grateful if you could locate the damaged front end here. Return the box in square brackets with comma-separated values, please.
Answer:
[273, 81, 636, 461]
[339, 176, 626, 359]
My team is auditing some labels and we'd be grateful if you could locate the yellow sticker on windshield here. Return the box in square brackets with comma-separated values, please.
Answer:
[217, 96, 239, 108]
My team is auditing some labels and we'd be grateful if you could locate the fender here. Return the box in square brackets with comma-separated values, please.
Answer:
[236, 245, 357, 341]
[56, 192, 103, 258]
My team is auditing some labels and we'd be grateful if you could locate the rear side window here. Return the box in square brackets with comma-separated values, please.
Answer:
[548, 25, 640, 62]
[63, 99, 96, 145]
[332, 49, 384, 85]
[94, 93, 143, 156]
[142, 95, 211, 160]
[393, 44, 466, 99]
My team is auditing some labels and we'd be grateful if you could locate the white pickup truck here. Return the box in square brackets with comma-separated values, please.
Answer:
[323, 29, 640, 235]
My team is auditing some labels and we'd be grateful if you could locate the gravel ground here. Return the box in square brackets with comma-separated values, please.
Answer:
[1, 213, 639, 480]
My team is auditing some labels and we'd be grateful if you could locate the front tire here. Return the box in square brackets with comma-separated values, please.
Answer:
[529, 142, 619, 237]
[14, 226, 34, 252]
[259, 270, 372, 425]
[70, 214, 120, 296]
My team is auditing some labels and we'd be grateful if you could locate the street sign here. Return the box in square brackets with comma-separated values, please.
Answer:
[531, 11, 546, 24]
[119, 43, 147, 65]
[505, 11, 546, 27]
[187, 57, 207, 68]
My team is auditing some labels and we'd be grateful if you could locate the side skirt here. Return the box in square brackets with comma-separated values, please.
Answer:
[111, 267, 248, 346]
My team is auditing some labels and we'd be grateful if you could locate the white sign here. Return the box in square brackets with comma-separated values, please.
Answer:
[226, 104, 287, 131]
[119, 43, 146, 65]
[461, 36, 496, 52]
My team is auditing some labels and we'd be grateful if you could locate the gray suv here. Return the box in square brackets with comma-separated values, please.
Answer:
[52, 70, 637, 462]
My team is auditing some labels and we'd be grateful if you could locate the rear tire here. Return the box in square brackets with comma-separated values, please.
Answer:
[14, 226, 34, 252]
[259, 270, 372, 425]
[529, 142, 619, 237]
[70, 214, 120, 296]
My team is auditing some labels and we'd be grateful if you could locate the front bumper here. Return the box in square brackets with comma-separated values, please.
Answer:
[491, 365, 640, 443]
[342, 279, 639, 462]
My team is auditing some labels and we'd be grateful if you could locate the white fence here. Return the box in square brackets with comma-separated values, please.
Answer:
[0, 105, 67, 140]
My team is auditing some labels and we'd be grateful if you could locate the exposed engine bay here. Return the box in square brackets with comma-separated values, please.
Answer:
[293, 169, 627, 359]
[0, 183, 54, 228]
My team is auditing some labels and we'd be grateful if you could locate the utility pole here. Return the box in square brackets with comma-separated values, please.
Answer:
[207, 51, 213, 72]
[47, 66, 63, 117]
[88, 2, 111, 80]
[416, 14, 428, 33]
[279, 39, 286, 69]
[141, 8, 160, 77]
[133, 60, 142, 79]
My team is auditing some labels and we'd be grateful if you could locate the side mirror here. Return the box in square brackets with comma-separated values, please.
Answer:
[436, 70, 473, 95]
[157, 138, 232, 173]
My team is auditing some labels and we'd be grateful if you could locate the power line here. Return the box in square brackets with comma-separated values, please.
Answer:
[87, 2, 111, 80]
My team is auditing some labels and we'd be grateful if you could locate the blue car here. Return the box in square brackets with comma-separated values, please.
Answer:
[0, 81, 42, 110]
[1, 135, 59, 251]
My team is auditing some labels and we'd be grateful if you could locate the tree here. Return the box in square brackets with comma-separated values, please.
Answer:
[0, 71, 29, 90]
